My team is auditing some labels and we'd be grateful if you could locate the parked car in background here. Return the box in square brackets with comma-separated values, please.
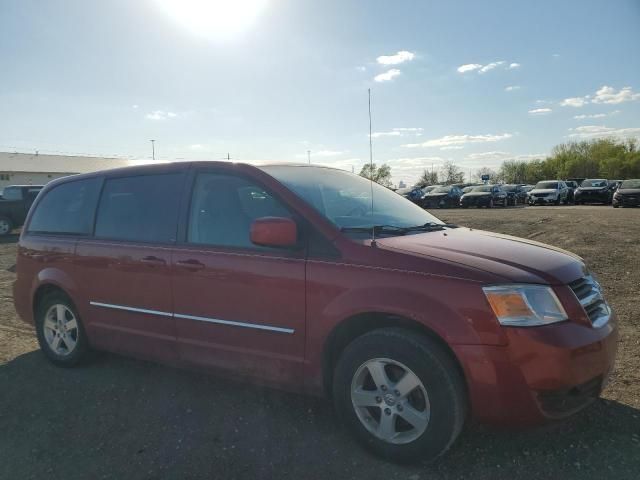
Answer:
[0, 185, 44, 236]
[396, 186, 426, 206]
[612, 179, 640, 207]
[564, 180, 578, 203]
[461, 184, 482, 194]
[609, 180, 622, 191]
[459, 184, 507, 208]
[423, 185, 463, 209]
[503, 184, 528, 206]
[13, 161, 617, 462]
[527, 181, 570, 206]
[574, 179, 612, 205]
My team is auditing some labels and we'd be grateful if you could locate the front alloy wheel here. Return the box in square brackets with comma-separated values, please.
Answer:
[351, 358, 430, 445]
[333, 328, 467, 463]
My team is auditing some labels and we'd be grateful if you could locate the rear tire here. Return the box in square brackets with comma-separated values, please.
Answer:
[35, 291, 90, 367]
[333, 328, 467, 463]
[0, 216, 12, 236]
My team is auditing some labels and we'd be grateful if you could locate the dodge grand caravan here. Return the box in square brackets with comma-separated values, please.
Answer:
[13, 162, 617, 462]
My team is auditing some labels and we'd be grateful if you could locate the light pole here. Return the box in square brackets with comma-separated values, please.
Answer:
[150, 140, 156, 160]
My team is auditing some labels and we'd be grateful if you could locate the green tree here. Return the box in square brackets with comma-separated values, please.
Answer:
[417, 169, 439, 186]
[439, 161, 465, 185]
[359, 163, 393, 187]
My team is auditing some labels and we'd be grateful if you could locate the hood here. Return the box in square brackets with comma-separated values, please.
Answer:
[462, 192, 491, 197]
[425, 192, 449, 197]
[577, 186, 607, 192]
[617, 188, 640, 195]
[375, 228, 585, 285]
[530, 188, 557, 195]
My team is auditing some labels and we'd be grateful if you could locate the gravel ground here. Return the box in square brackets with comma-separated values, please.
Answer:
[1, 205, 639, 480]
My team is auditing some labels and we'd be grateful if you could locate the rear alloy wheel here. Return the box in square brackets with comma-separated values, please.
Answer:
[36, 292, 90, 367]
[333, 328, 467, 463]
[0, 216, 12, 236]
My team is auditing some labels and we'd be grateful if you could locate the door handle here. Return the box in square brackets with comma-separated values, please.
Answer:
[141, 255, 166, 266]
[175, 259, 205, 271]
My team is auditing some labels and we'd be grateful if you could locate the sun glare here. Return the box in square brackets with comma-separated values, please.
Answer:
[155, 0, 269, 41]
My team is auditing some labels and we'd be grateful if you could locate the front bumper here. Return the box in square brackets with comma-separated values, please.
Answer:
[575, 191, 610, 204]
[453, 313, 618, 426]
[528, 195, 557, 205]
[460, 197, 490, 207]
[613, 195, 640, 207]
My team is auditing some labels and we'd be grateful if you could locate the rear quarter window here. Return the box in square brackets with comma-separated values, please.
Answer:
[94, 173, 184, 243]
[28, 178, 101, 235]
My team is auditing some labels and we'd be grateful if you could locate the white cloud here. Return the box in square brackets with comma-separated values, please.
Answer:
[189, 144, 206, 151]
[371, 131, 402, 138]
[439, 145, 465, 150]
[374, 69, 401, 82]
[561, 86, 639, 108]
[371, 127, 423, 138]
[560, 97, 589, 107]
[132, 104, 139, 109]
[457, 63, 482, 73]
[145, 110, 178, 120]
[466, 151, 511, 161]
[528, 108, 552, 115]
[592, 85, 640, 104]
[297, 150, 346, 158]
[479, 61, 505, 73]
[552, 53, 560, 58]
[457, 61, 518, 74]
[573, 110, 620, 120]
[505, 85, 521, 92]
[376, 50, 415, 65]
[356, 66, 366, 72]
[403, 133, 513, 148]
[568, 125, 640, 140]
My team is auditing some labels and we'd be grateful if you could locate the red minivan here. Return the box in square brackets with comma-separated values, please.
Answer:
[13, 162, 617, 462]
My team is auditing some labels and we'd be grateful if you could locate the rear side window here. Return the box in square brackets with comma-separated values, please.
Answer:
[28, 178, 101, 235]
[95, 173, 183, 243]
[2, 187, 23, 201]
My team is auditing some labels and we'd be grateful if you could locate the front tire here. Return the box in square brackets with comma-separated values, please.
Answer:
[333, 328, 467, 463]
[35, 292, 90, 367]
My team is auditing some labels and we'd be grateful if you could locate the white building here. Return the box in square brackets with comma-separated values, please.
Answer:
[0, 152, 136, 192]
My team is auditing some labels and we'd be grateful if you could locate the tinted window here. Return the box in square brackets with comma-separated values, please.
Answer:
[188, 173, 291, 248]
[2, 187, 23, 201]
[535, 181, 559, 189]
[28, 178, 100, 234]
[95, 173, 183, 243]
[581, 179, 607, 187]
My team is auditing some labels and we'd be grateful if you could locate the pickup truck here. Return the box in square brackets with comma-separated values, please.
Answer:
[0, 185, 44, 236]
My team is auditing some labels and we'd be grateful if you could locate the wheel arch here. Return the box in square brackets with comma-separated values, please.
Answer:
[321, 312, 468, 399]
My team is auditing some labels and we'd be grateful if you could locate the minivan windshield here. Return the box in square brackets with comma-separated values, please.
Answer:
[535, 181, 558, 189]
[260, 166, 442, 232]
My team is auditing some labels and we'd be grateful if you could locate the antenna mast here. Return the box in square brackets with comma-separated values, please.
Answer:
[368, 88, 376, 247]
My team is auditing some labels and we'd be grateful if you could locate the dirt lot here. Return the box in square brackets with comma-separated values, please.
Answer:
[1, 206, 639, 480]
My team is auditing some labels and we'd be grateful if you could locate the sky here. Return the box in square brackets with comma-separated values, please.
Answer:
[1, 0, 639, 185]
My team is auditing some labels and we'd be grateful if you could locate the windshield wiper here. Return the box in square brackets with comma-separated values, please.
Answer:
[341, 222, 457, 235]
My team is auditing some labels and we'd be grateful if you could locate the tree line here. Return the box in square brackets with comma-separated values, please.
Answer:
[360, 138, 640, 187]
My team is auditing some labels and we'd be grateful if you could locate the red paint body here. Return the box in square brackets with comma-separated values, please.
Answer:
[13, 162, 617, 426]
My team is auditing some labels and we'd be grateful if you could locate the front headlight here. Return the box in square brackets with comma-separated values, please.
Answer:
[483, 285, 568, 327]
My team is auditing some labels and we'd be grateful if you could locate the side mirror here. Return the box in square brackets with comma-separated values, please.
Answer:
[250, 217, 298, 248]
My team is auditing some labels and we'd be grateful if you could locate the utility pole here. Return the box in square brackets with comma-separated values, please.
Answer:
[307, 150, 311, 164]
[150, 140, 156, 160]
[227, 153, 231, 161]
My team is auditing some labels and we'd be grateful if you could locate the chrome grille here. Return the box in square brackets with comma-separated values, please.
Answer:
[568, 275, 611, 328]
